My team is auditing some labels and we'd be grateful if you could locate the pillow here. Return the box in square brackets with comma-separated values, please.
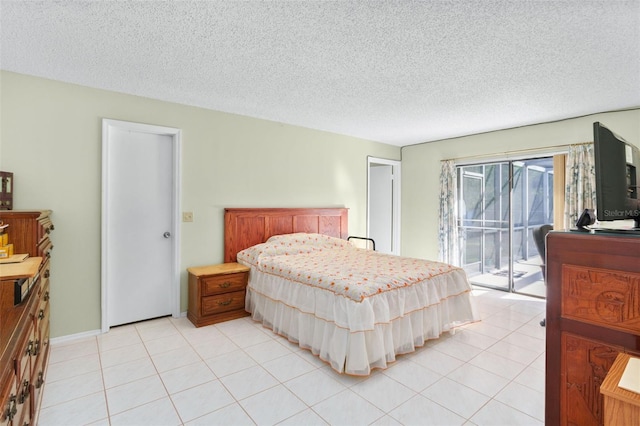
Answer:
[266, 233, 350, 249]
[237, 233, 350, 267]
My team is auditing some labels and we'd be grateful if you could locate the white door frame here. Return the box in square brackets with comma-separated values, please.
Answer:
[101, 119, 182, 332]
[367, 156, 401, 255]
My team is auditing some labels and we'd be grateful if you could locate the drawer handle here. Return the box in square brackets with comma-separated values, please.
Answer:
[38, 309, 45, 320]
[217, 298, 233, 306]
[33, 339, 41, 357]
[44, 269, 50, 278]
[219, 282, 232, 288]
[5, 395, 17, 421]
[18, 380, 29, 404]
[44, 291, 50, 301]
[35, 372, 44, 389]
[26, 340, 34, 356]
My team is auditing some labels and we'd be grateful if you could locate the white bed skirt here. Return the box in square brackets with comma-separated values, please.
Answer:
[245, 268, 478, 375]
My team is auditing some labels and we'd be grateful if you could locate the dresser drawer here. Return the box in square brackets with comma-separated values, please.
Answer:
[15, 322, 34, 387]
[38, 216, 54, 240]
[0, 374, 15, 426]
[37, 278, 50, 315]
[35, 298, 50, 347]
[201, 290, 246, 316]
[32, 321, 49, 415]
[202, 272, 247, 296]
[37, 237, 53, 259]
[14, 330, 33, 426]
[39, 257, 51, 281]
[561, 264, 640, 334]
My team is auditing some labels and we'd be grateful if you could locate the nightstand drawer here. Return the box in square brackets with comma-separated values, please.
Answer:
[202, 290, 246, 316]
[202, 273, 247, 296]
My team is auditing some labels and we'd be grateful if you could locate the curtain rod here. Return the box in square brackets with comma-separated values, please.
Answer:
[444, 141, 592, 164]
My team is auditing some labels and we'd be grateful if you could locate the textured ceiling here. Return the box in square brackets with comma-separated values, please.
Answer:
[1, 1, 639, 146]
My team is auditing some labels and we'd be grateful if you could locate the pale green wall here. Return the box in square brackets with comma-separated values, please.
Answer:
[0, 71, 400, 338]
[400, 109, 640, 261]
[3, 69, 638, 338]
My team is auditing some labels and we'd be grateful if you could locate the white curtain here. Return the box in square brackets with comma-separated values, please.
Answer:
[438, 160, 459, 264]
[564, 143, 596, 228]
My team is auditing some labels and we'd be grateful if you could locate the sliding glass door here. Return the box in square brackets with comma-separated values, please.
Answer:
[457, 157, 553, 297]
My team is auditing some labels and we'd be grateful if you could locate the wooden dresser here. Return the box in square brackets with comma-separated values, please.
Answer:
[545, 231, 640, 426]
[187, 263, 250, 327]
[0, 211, 53, 426]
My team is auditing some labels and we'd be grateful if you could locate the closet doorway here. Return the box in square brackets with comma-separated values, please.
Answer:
[368, 157, 401, 255]
[101, 119, 181, 331]
[457, 157, 554, 297]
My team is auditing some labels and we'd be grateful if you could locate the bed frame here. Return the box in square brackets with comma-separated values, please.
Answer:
[223, 207, 349, 262]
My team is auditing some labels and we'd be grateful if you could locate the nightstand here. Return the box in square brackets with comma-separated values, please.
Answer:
[187, 262, 250, 327]
[601, 353, 640, 426]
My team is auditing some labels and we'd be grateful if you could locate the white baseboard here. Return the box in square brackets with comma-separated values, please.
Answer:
[50, 311, 188, 345]
[49, 329, 102, 345]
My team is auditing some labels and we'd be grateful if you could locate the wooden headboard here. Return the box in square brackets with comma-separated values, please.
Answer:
[224, 208, 349, 262]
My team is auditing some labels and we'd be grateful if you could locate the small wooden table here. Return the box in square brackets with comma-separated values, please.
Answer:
[601, 353, 640, 426]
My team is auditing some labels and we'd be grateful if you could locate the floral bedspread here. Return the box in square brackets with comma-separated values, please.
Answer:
[237, 233, 462, 302]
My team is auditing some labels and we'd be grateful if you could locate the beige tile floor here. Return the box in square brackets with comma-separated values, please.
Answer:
[38, 288, 546, 425]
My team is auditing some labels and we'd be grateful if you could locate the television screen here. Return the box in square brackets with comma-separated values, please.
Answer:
[593, 122, 640, 229]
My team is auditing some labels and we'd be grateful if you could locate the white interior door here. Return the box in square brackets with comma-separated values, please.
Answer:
[370, 164, 393, 253]
[368, 157, 401, 255]
[102, 119, 181, 330]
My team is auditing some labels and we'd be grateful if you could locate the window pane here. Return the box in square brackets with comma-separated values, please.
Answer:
[462, 229, 482, 277]
[512, 165, 524, 226]
[462, 175, 482, 224]
[528, 167, 545, 224]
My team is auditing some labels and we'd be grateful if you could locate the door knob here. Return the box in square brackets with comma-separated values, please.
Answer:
[163, 232, 171, 238]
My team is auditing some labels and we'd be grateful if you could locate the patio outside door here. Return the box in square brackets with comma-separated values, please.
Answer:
[458, 158, 553, 297]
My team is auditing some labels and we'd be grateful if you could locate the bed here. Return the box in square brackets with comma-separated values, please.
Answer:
[224, 207, 477, 375]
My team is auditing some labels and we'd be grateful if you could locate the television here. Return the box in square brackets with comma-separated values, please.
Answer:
[593, 121, 640, 230]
